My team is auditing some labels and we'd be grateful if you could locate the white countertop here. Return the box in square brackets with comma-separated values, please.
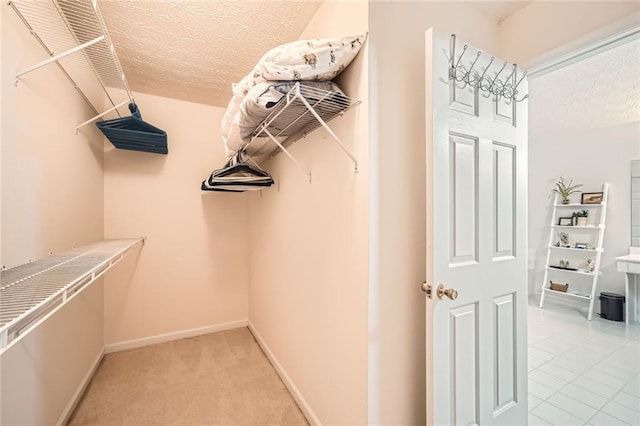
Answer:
[616, 254, 640, 264]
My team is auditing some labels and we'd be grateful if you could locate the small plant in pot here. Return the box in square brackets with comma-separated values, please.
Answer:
[551, 177, 582, 204]
[576, 209, 589, 226]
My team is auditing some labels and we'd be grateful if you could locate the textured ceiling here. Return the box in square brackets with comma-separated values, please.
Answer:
[98, 0, 323, 107]
[96, 0, 532, 108]
[530, 39, 640, 132]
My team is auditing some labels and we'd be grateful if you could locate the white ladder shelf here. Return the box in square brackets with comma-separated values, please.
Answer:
[538, 183, 609, 320]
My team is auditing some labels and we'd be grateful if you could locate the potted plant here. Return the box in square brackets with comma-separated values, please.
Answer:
[551, 177, 582, 204]
[576, 209, 589, 226]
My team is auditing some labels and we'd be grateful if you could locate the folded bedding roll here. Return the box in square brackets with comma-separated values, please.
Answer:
[221, 33, 366, 158]
[257, 34, 367, 81]
[220, 88, 288, 156]
[232, 33, 367, 96]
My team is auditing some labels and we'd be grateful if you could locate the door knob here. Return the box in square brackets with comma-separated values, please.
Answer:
[437, 284, 458, 300]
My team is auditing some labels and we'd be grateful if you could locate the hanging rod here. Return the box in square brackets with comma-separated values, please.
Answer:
[450, 34, 529, 103]
[16, 35, 105, 79]
[76, 98, 129, 132]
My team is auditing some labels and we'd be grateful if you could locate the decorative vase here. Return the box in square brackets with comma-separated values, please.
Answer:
[561, 198, 570, 204]
[577, 217, 588, 226]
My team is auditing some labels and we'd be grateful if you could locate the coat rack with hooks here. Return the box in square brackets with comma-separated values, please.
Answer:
[449, 33, 529, 103]
[8, 0, 134, 129]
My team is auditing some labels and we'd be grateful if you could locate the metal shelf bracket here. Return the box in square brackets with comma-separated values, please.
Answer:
[9, 0, 134, 125]
[240, 82, 360, 182]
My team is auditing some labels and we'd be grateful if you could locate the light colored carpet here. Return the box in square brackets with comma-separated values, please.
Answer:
[68, 327, 308, 425]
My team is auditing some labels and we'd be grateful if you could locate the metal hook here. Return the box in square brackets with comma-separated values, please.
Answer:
[503, 64, 517, 88]
[477, 56, 495, 90]
[464, 51, 482, 85]
[449, 34, 528, 101]
[454, 45, 468, 69]
[488, 61, 507, 92]
[513, 70, 527, 92]
[451, 44, 469, 82]
[501, 86, 514, 100]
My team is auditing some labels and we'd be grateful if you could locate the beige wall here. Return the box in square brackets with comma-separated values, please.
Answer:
[0, 1, 4, 418]
[1, 8, 105, 269]
[1, 6, 105, 424]
[1, 283, 104, 425]
[499, 1, 640, 68]
[103, 91, 250, 347]
[247, 1, 368, 424]
[0, 0, 3, 270]
[368, 2, 500, 424]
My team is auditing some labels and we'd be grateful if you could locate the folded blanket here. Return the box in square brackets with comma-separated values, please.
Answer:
[232, 33, 367, 98]
[221, 33, 364, 158]
[258, 34, 367, 81]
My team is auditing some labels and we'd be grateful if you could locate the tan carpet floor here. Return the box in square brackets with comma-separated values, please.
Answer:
[68, 327, 308, 425]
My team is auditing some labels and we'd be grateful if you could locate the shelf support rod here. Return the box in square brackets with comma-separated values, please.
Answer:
[16, 35, 105, 79]
[297, 94, 358, 172]
[76, 99, 129, 132]
[261, 129, 312, 183]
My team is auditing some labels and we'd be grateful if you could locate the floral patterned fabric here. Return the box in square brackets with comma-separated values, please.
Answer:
[258, 33, 367, 81]
[232, 33, 367, 98]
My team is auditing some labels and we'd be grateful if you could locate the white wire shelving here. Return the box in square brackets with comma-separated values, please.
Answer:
[0, 238, 144, 353]
[8, 0, 133, 130]
[241, 82, 361, 182]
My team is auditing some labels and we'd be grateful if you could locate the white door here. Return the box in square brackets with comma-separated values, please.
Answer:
[424, 29, 528, 425]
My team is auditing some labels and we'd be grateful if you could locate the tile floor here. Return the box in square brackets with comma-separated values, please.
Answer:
[528, 295, 640, 425]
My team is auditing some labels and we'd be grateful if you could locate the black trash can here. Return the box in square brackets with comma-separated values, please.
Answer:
[599, 292, 625, 322]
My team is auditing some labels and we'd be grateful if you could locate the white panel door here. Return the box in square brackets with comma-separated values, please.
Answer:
[424, 29, 528, 425]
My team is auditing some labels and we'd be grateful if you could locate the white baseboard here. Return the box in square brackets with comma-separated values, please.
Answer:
[57, 347, 104, 426]
[105, 319, 248, 354]
[248, 321, 320, 426]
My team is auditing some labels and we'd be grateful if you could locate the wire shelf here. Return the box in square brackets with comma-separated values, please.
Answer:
[9, 0, 132, 119]
[0, 238, 144, 352]
[241, 82, 360, 180]
[542, 288, 591, 300]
